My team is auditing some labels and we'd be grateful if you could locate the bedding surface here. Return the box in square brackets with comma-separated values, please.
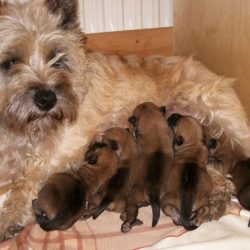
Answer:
[0, 199, 249, 250]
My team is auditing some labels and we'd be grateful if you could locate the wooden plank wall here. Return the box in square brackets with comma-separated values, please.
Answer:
[174, 0, 250, 117]
[85, 27, 173, 57]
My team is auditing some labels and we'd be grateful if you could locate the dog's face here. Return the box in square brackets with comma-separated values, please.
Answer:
[168, 114, 208, 165]
[161, 163, 212, 230]
[128, 102, 166, 135]
[102, 127, 137, 162]
[83, 142, 119, 191]
[128, 102, 172, 151]
[168, 114, 204, 151]
[0, 0, 86, 136]
[32, 173, 86, 231]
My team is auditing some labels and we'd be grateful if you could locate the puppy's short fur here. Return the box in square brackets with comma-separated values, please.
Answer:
[91, 127, 138, 219]
[121, 102, 174, 232]
[204, 129, 249, 215]
[162, 114, 211, 230]
[32, 142, 118, 231]
[0, 0, 249, 240]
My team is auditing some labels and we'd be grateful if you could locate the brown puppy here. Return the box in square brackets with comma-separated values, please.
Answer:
[91, 127, 138, 219]
[121, 102, 174, 232]
[162, 113, 211, 230]
[32, 142, 118, 231]
[204, 129, 248, 217]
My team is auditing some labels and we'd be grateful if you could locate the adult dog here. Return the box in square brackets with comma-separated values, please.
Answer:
[0, 0, 249, 240]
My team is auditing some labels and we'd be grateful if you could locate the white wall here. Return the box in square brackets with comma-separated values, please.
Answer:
[78, 0, 173, 33]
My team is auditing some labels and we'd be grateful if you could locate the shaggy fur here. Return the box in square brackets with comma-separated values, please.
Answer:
[0, 0, 249, 240]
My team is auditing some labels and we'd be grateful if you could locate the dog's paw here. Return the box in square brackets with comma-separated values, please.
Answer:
[121, 219, 143, 233]
[121, 222, 132, 233]
[0, 224, 23, 242]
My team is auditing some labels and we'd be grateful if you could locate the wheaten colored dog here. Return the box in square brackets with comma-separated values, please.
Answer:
[0, 0, 249, 241]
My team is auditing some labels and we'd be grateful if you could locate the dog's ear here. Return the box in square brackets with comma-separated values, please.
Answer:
[159, 106, 166, 116]
[167, 113, 183, 128]
[128, 116, 137, 127]
[109, 140, 119, 151]
[45, 0, 79, 30]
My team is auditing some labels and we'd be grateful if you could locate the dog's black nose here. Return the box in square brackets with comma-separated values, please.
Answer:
[33, 90, 57, 111]
[182, 223, 198, 231]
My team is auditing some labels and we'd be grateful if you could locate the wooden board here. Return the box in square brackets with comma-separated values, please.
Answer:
[174, 0, 250, 117]
[85, 27, 173, 57]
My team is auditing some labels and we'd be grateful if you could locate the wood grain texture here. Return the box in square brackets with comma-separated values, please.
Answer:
[174, 0, 250, 117]
[85, 28, 173, 57]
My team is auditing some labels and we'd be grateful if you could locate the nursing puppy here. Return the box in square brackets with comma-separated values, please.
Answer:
[204, 129, 248, 215]
[91, 127, 138, 219]
[121, 102, 174, 232]
[162, 114, 211, 230]
[32, 142, 119, 231]
[0, 0, 249, 240]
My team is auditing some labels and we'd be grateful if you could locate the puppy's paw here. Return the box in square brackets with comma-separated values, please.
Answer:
[121, 222, 132, 233]
[121, 219, 143, 233]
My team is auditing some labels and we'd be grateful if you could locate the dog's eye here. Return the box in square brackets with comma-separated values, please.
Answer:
[175, 136, 184, 146]
[51, 56, 69, 70]
[0, 58, 19, 71]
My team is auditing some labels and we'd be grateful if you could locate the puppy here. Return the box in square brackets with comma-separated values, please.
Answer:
[121, 102, 174, 232]
[32, 142, 119, 231]
[162, 114, 211, 230]
[204, 129, 248, 216]
[0, 0, 249, 240]
[91, 127, 138, 219]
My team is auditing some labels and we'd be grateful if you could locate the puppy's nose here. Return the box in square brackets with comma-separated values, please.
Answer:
[182, 223, 198, 231]
[33, 90, 57, 111]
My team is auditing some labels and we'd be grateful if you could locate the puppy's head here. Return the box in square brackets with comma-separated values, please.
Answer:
[84, 142, 119, 189]
[128, 102, 166, 131]
[204, 126, 244, 174]
[102, 127, 137, 162]
[168, 114, 208, 165]
[128, 102, 172, 150]
[0, 0, 87, 137]
[32, 173, 86, 231]
[162, 163, 212, 230]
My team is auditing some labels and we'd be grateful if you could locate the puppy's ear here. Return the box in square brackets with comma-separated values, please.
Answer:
[109, 140, 119, 151]
[45, 0, 79, 29]
[128, 116, 137, 127]
[167, 113, 183, 128]
[159, 106, 166, 116]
